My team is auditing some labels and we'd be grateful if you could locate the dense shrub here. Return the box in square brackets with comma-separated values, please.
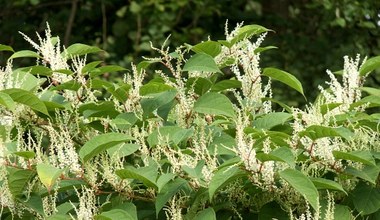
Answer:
[0, 22, 380, 219]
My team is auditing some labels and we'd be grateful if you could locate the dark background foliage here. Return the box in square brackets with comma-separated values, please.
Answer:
[1, 0, 380, 104]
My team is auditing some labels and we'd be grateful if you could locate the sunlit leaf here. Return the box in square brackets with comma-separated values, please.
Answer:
[183, 53, 221, 73]
[36, 164, 64, 192]
[79, 133, 134, 162]
[2, 88, 49, 115]
[263, 67, 304, 97]
[279, 168, 319, 211]
[194, 92, 235, 117]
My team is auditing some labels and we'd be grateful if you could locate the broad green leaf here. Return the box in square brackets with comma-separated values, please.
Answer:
[279, 168, 319, 211]
[183, 53, 221, 73]
[53, 80, 81, 91]
[209, 132, 236, 155]
[156, 173, 176, 192]
[258, 202, 289, 220]
[9, 50, 40, 59]
[191, 41, 221, 57]
[2, 88, 49, 115]
[65, 43, 102, 57]
[231, 24, 270, 44]
[116, 166, 158, 190]
[352, 182, 380, 215]
[256, 147, 295, 168]
[194, 92, 235, 117]
[194, 208, 216, 220]
[182, 160, 205, 182]
[22, 193, 44, 216]
[0, 91, 16, 111]
[361, 87, 380, 97]
[13, 151, 35, 159]
[253, 112, 292, 130]
[47, 214, 71, 220]
[89, 65, 127, 77]
[18, 65, 52, 76]
[112, 112, 138, 130]
[36, 164, 64, 192]
[0, 44, 14, 52]
[155, 178, 187, 217]
[141, 90, 177, 118]
[334, 205, 353, 220]
[140, 82, 174, 95]
[95, 209, 135, 220]
[309, 177, 346, 194]
[79, 101, 120, 118]
[82, 61, 103, 74]
[211, 80, 242, 92]
[263, 67, 305, 97]
[344, 165, 380, 184]
[147, 126, 193, 147]
[333, 150, 376, 166]
[107, 143, 140, 158]
[137, 60, 160, 72]
[320, 103, 342, 115]
[186, 77, 213, 95]
[11, 70, 42, 91]
[79, 133, 134, 162]
[359, 56, 380, 76]
[300, 125, 353, 141]
[209, 166, 246, 200]
[6, 167, 35, 197]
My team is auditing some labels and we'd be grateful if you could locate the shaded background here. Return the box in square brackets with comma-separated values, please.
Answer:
[1, 0, 380, 105]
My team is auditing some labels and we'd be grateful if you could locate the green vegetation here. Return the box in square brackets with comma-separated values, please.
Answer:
[0, 21, 380, 219]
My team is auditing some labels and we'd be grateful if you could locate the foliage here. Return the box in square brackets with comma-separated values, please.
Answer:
[1, 22, 380, 220]
[1, 0, 380, 105]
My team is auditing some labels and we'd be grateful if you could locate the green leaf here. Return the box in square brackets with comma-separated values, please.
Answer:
[309, 177, 347, 194]
[360, 87, 380, 97]
[53, 80, 81, 91]
[334, 205, 353, 220]
[89, 65, 127, 77]
[155, 178, 187, 217]
[344, 165, 380, 184]
[147, 126, 193, 147]
[0, 44, 14, 52]
[359, 56, 380, 76]
[95, 209, 136, 220]
[140, 82, 174, 96]
[36, 164, 64, 192]
[300, 125, 353, 141]
[191, 41, 221, 57]
[186, 77, 213, 95]
[279, 168, 319, 211]
[352, 182, 380, 215]
[9, 50, 40, 59]
[82, 61, 103, 74]
[112, 112, 138, 130]
[183, 53, 221, 73]
[256, 147, 295, 168]
[7, 167, 35, 197]
[0, 91, 16, 111]
[13, 151, 36, 159]
[231, 24, 270, 44]
[211, 80, 242, 92]
[22, 193, 44, 216]
[320, 103, 342, 115]
[258, 202, 289, 220]
[194, 208, 216, 220]
[209, 166, 246, 200]
[116, 166, 158, 190]
[254, 46, 277, 53]
[2, 88, 49, 115]
[65, 43, 102, 57]
[263, 67, 305, 97]
[79, 133, 134, 162]
[333, 150, 376, 166]
[47, 214, 71, 220]
[107, 143, 140, 158]
[11, 70, 42, 91]
[18, 65, 52, 76]
[194, 92, 235, 117]
[156, 173, 176, 192]
[141, 90, 177, 118]
[253, 112, 292, 130]
[79, 101, 120, 118]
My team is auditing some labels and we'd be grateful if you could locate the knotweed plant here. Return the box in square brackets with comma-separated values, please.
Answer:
[0, 22, 380, 220]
